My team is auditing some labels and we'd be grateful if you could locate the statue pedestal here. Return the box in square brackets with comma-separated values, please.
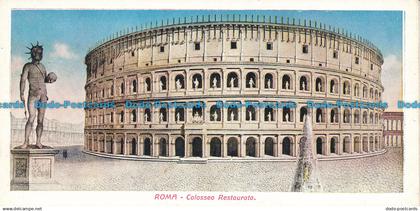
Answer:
[11, 148, 59, 191]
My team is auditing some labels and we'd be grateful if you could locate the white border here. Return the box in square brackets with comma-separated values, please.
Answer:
[0, 0, 418, 209]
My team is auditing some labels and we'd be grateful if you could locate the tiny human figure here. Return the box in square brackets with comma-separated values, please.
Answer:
[266, 112, 271, 121]
[230, 111, 235, 121]
[285, 81, 290, 89]
[285, 113, 290, 122]
[332, 85, 335, 93]
[248, 78, 255, 88]
[176, 112, 180, 122]
[212, 77, 218, 88]
[317, 114, 321, 122]
[266, 79, 271, 89]
[317, 82, 321, 91]
[248, 110, 253, 120]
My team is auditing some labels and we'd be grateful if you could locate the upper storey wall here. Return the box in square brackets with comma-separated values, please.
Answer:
[85, 22, 384, 86]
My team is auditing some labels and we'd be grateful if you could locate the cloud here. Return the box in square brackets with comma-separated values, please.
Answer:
[381, 54, 402, 111]
[50, 42, 78, 59]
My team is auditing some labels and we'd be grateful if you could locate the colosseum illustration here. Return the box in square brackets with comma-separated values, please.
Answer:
[83, 16, 385, 161]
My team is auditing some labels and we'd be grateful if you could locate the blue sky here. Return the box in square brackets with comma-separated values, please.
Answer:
[10, 10, 403, 123]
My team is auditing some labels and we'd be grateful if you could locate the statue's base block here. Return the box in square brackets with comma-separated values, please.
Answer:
[11, 148, 59, 191]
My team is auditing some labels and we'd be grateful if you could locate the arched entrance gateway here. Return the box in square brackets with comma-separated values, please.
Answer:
[246, 137, 257, 157]
[282, 137, 291, 155]
[192, 137, 202, 157]
[227, 137, 238, 157]
[143, 138, 151, 156]
[175, 137, 185, 157]
[264, 138, 274, 156]
[159, 138, 167, 156]
[210, 138, 222, 157]
[316, 137, 323, 155]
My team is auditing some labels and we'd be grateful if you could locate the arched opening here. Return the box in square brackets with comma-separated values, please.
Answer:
[354, 137, 360, 153]
[343, 81, 351, 95]
[210, 105, 221, 121]
[144, 108, 151, 122]
[316, 137, 323, 155]
[316, 108, 324, 123]
[175, 74, 185, 90]
[246, 137, 257, 157]
[264, 138, 274, 156]
[264, 107, 274, 122]
[330, 108, 338, 123]
[192, 74, 203, 89]
[330, 137, 337, 154]
[227, 107, 239, 121]
[227, 137, 239, 157]
[192, 104, 203, 122]
[131, 138, 137, 155]
[369, 112, 374, 124]
[362, 137, 368, 152]
[132, 80, 137, 93]
[354, 83, 360, 97]
[210, 138, 222, 157]
[175, 107, 185, 122]
[175, 137, 185, 157]
[299, 107, 307, 122]
[363, 111, 368, 124]
[246, 72, 257, 88]
[145, 77, 151, 92]
[299, 76, 308, 91]
[330, 79, 338, 94]
[143, 138, 151, 156]
[131, 110, 137, 123]
[315, 77, 324, 92]
[120, 82, 125, 95]
[354, 110, 360, 124]
[282, 75, 291, 90]
[227, 72, 239, 88]
[246, 105, 256, 121]
[282, 137, 291, 155]
[118, 138, 124, 154]
[210, 73, 221, 88]
[363, 85, 368, 98]
[283, 108, 292, 122]
[159, 76, 167, 91]
[120, 111, 124, 123]
[264, 73, 274, 89]
[369, 137, 374, 151]
[159, 138, 167, 156]
[159, 108, 167, 122]
[343, 109, 351, 123]
[192, 137, 203, 157]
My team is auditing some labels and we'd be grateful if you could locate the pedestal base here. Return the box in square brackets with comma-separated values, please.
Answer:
[11, 148, 59, 191]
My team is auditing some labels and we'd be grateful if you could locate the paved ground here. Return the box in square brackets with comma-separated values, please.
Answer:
[51, 146, 403, 192]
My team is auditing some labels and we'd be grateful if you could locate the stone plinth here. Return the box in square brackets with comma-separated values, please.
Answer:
[11, 148, 59, 191]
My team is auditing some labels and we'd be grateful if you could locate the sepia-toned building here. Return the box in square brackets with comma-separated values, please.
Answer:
[383, 112, 403, 148]
[84, 16, 385, 160]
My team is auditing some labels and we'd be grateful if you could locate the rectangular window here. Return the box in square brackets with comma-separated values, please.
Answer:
[266, 42, 273, 50]
[160, 46, 165, 53]
[302, 45, 309, 54]
[230, 41, 237, 49]
[370, 64, 374, 70]
[333, 51, 338, 59]
[355, 57, 360, 64]
[194, 42, 200, 50]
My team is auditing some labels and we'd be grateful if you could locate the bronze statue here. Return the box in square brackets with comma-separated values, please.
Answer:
[16, 42, 57, 149]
